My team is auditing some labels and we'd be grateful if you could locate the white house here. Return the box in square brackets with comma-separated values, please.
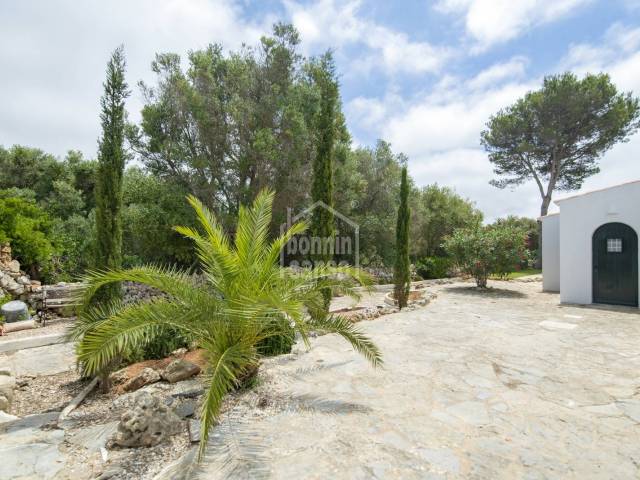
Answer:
[542, 180, 640, 308]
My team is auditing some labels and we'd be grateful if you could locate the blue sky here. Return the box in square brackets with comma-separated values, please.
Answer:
[1, 0, 640, 219]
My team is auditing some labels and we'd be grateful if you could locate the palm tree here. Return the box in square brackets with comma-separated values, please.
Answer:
[69, 189, 381, 458]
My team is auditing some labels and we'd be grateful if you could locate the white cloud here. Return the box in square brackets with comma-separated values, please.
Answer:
[379, 72, 537, 220]
[349, 21, 640, 220]
[344, 59, 540, 219]
[0, 0, 271, 158]
[467, 56, 528, 90]
[436, 0, 592, 51]
[562, 23, 640, 92]
[384, 66, 535, 155]
[284, 0, 451, 74]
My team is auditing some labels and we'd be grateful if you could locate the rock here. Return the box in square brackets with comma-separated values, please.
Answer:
[16, 276, 31, 286]
[188, 419, 200, 443]
[113, 391, 183, 447]
[171, 347, 188, 358]
[7, 283, 24, 296]
[66, 421, 118, 452]
[169, 379, 205, 398]
[122, 367, 161, 392]
[153, 447, 199, 480]
[0, 300, 31, 323]
[97, 467, 125, 480]
[174, 401, 196, 418]
[0, 411, 18, 424]
[109, 368, 129, 386]
[0, 373, 15, 411]
[0, 413, 65, 479]
[161, 359, 201, 383]
[7, 259, 20, 274]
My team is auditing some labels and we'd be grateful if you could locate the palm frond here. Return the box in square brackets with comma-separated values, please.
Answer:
[77, 264, 202, 307]
[199, 335, 260, 460]
[309, 314, 383, 368]
[234, 189, 275, 269]
[76, 299, 205, 376]
[256, 220, 308, 284]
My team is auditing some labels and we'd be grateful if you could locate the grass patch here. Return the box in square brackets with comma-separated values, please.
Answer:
[491, 269, 541, 280]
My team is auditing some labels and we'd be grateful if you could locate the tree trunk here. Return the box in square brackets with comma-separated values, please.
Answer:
[536, 195, 552, 269]
[99, 371, 111, 394]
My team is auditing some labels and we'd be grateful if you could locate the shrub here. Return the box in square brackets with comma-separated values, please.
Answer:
[0, 191, 58, 279]
[444, 225, 526, 287]
[124, 326, 191, 362]
[415, 256, 453, 279]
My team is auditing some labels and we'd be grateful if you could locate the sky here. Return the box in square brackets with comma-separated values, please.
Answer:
[1, 0, 640, 220]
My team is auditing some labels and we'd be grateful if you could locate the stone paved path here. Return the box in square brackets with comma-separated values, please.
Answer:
[197, 281, 640, 479]
[1, 342, 75, 377]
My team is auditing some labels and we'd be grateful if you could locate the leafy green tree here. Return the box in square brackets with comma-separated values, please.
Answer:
[129, 24, 348, 229]
[0, 145, 67, 202]
[334, 141, 405, 267]
[444, 225, 526, 287]
[50, 213, 95, 281]
[410, 184, 483, 258]
[69, 189, 381, 458]
[482, 73, 640, 218]
[0, 191, 58, 278]
[44, 180, 85, 219]
[65, 151, 98, 213]
[394, 167, 410, 308]
[122, 168, 196, 267]
[94, 46, 130, 301]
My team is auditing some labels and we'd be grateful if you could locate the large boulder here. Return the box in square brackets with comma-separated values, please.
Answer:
[161, 359, 201, 383]
[122, 367, 161, 392]
[113, 391, 183, 447]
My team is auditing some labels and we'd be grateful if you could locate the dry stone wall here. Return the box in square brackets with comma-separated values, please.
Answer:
[0, 244, 41, 302]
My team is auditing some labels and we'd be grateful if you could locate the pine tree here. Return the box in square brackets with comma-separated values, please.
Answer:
[94, 46, 129, 302]
[310, 54, 338, 308]
[394, 166, 411, 309]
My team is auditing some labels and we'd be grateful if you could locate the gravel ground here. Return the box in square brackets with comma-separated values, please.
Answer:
[11, 370, 88, 416]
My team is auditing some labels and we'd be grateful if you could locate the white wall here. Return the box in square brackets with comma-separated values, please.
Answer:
[541, 214, 560, 292]
[556, 181, 640, 306]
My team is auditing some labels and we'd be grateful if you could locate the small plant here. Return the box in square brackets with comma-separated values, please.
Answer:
[69, 189, 381, 459]
[0, 294, 11, 325]
[444, 225, 526, 288]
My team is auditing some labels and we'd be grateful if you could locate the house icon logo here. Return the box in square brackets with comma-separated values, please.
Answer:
[279, 201, 359, 269]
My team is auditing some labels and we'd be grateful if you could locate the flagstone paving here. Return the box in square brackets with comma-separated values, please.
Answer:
[196, 281, 640, 479]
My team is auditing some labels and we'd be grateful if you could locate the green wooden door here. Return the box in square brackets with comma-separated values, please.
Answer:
[592, 222, 638, 307]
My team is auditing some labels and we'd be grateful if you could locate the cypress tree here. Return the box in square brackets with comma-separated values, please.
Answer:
[394, 166, 411, 309]
[95, 46, 129, 302]
[310, 54, 338, 308]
